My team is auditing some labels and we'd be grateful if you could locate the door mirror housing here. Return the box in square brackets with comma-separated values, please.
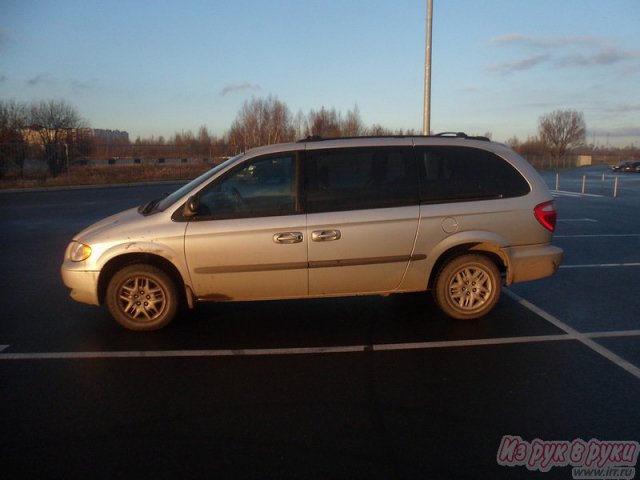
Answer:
[183, 195, 200, 218]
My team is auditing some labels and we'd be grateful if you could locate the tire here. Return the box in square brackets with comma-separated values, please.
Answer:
[106, 264, 178, 331]
[433, 254, 501, 320]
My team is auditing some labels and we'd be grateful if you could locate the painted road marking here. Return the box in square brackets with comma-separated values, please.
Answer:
[560, 263, 640, 269]
[504, 289, 640, 380]
[557, 218, 598, 222]
[552, 191, 603, 198]
[1, 330, 639, 361]
[584, 329, 640, 339]
[555, 233, 640, 238]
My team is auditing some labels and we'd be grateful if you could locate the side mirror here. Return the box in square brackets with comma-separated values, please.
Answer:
[183, 195, 200, 218]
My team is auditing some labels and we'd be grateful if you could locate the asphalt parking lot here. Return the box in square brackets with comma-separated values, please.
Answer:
[1, 165, 639, 479]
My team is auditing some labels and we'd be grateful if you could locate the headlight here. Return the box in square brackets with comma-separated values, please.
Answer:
[68, 242, 92, 262]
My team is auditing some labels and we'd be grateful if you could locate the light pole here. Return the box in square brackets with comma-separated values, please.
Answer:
[423, 0, 433, 135]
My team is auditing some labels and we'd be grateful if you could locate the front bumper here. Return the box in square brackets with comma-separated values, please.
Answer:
[60, 265, 100, 306]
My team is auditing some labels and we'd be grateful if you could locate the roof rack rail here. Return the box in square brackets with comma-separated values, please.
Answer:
[296, 132, 492, 143]
[297, 134, 324, 143]
[434, 131, 467, 137]
[297, 134, 411, 143]
[434, 132, 491, 141]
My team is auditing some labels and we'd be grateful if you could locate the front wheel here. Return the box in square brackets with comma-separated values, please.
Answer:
[433, 254, 501, 320]
[106, 264, 178, 331]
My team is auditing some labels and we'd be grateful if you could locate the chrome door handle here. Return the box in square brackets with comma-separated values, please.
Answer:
[311, 229, 341, 242]
[273, 232, 303, 244]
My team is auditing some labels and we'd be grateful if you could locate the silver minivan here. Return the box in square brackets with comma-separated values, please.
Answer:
[61, 135, 562, 330]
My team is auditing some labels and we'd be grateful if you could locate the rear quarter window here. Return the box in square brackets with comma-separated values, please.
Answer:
[416, 146, 530, 203]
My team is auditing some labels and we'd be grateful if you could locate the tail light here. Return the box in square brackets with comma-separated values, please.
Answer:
[534, 201, 557, 232]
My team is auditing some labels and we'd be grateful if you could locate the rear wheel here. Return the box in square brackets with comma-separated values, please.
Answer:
[433, 254, 501, 320]
[106, 264, 178, 331]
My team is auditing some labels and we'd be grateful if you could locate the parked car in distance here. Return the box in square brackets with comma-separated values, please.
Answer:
[62, 134, 563, 330]
[626, 161, 640, 172]
[611, 161, 640, 172]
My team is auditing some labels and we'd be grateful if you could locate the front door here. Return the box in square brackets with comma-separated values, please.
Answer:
[184, 153, 308, 300]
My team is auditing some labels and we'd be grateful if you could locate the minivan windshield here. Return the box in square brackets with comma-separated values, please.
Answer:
[148, 154, 243, 213]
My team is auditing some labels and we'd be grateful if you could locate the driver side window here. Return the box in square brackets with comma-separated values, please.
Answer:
[197, 154, 298, 219]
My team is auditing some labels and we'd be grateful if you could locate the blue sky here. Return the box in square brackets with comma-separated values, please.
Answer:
[1, 0, 639, 146]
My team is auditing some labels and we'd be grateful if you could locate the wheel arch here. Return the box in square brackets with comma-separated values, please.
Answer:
[427, 242, 508, 290]
[98, 253, 188, 307]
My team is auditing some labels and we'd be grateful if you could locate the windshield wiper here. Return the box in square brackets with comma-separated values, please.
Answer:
[139, 192, 171, 215]
[138, 198, 160, 215]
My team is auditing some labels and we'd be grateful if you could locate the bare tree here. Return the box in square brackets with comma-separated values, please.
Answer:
[0, 100, 30, 178]
[341, 105, 365, 137]
[292, 110, 308, 140]
[367, 124, 394, 136]
[29, 99, 87, 176]
[538, 110, 586, 164]
[505, 136, 520, 149]
[306, 107, 341, 138]
[196, 125, 213, 158]
[228, 95, 295, 150]
[29, 99, 85, 143]
[197, 125, 212, 144]
[0, 99, 29, 142]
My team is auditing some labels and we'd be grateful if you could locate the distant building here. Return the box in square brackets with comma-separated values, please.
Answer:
[19, 127, 129, 145]
[93, 129, 130, 144]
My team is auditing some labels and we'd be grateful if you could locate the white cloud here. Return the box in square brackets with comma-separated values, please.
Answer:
[70, 78, 98, 93]
[220, 82, 261, 96]
[555, 48, 634, 68]
[604, 104, 640, 114]
[488, 34, 601, 49]
[488, 54, 550, 75]
[591, 126, 640, 138]
[26, 73, 56, 87]
[487, 34, 638, 75]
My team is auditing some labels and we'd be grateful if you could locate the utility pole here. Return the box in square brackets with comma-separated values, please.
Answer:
[423, 0, 433, 135]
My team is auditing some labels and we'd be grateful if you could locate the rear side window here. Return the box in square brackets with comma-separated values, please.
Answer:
[416, 147, 530, 203]
[305, 147, 418, 213]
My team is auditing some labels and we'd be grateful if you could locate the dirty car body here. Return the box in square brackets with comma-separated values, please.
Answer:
[62, 135, 563, 330]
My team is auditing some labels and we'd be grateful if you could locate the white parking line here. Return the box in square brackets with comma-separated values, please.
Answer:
[584, 330, 640, 339]
[557, 218, 598, 222]
[560, 263, 640, 269]
[0, 345, 363, 360]
[0, 340, 565, 360]
[552, 191, 603, 198]
[0, 345, 8, 352]
[1, 330, 639, 361]
[555, 233, 640, 238]
[504, 289, 640, 380]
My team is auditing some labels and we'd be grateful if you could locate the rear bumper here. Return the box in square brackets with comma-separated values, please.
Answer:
[504, 244, 563, 285]
[60, 265, 100, 306]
